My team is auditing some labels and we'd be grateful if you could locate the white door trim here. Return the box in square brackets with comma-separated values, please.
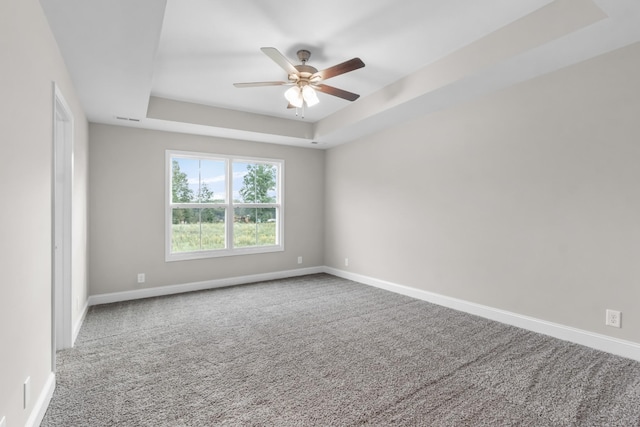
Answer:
[52, 83, 74, 370]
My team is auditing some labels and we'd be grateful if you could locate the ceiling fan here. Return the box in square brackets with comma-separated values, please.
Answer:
[234, 47, 365, 115]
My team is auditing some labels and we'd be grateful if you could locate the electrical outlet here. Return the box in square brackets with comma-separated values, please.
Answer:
[345, 258, 349, 267]
[1, 415, 6, 427]
[605, 309, 621, 328]
[297, 256, 302, 264]
[137, 273, 145, 284]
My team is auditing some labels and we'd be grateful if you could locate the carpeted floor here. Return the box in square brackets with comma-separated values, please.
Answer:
[42, 274, 640, 426]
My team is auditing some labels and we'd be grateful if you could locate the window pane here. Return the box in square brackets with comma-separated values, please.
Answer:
[233, 208, 277, 248]
[172, 157, 226, 204]
[172, 208, 226, 252]
[172, 158, 198, 203]
[233, 162, 277, 203]
[199, 159, 226, 203]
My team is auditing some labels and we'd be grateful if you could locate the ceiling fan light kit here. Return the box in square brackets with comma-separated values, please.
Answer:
[284, 84, 320, 108]
[234, 47, 365, 117]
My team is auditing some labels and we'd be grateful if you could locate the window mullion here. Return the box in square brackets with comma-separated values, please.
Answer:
[198, 208, 203, 250]
[171, 203, 222, 209]
[227, 158, 233, 250]
[234, 203, 280, 208]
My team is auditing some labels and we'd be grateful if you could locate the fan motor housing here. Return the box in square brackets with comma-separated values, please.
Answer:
[289, 64, 318, 85]
[295, 64, 318, 75]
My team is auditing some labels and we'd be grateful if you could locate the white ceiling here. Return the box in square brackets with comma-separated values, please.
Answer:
[40, 0, 640, 148]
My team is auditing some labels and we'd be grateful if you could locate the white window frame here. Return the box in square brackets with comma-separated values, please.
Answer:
[165, 150, 284, 262]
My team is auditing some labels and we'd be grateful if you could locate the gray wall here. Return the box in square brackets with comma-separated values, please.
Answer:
[0, 0, 89, 424]
[325, 42, 640, 344]
[88, 124, 325, 295]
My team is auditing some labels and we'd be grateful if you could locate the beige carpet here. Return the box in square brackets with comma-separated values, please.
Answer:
[42, 274, 640, 426]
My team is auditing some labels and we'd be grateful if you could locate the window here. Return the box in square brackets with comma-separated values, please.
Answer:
[166, 150, 283, 261]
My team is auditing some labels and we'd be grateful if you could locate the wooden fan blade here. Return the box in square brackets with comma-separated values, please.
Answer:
[311, 58, 364, 82]
[313, 84, 360, 101]
[233, 81, 289, 88]
[261, 47, 299, 76]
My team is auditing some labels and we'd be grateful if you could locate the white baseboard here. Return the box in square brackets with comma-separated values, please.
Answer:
[325, 267, 640, 362]
[72, 301, 89, 346]
[88, 266, 324, 306]
[25, 372, 55, 427]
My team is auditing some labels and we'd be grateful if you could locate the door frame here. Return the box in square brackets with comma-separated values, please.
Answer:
[51, 83, 74, 370]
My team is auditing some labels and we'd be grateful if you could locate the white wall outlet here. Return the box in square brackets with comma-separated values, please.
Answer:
[0, 415, 6, 427]
[297, 256, 302, 264]
[605, 309, 621, 328]
[137, 273, 145, 284]
[23, 376, 31, 409]
[345, 258, 349, 267]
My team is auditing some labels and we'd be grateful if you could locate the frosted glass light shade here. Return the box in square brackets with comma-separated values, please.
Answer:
[302, 86, 319, 106]
[284, 86, 303, 108]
